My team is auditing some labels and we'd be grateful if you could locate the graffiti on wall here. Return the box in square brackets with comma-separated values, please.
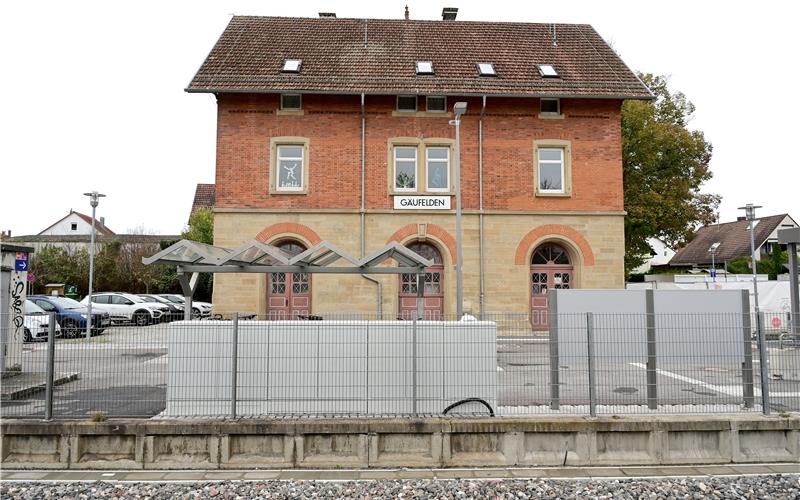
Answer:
[10, 272, 24, 342]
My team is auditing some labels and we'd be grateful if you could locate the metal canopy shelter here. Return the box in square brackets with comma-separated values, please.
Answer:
[143, 239, 433, 320]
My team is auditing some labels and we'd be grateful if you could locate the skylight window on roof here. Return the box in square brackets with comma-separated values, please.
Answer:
[416, 61, 434, 75]
[538, 64, 558, 77]
[477, 63, 496, 76]
[282, 59, 302, 72]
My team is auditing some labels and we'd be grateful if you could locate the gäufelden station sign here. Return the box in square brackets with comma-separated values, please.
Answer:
[393, 196, 451, 210]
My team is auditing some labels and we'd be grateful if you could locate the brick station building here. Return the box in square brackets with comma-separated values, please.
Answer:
[187, 13, 651, 323]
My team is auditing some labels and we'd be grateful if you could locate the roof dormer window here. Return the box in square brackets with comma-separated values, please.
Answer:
[538, 64, 558, 77]
[282, 59, 302, 73]
[477, 63, 496, 76]
[416, 61, 434, 75]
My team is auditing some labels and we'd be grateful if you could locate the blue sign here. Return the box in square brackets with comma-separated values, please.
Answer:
[15, 251, 28, 271]
[710, 269, 717, 278]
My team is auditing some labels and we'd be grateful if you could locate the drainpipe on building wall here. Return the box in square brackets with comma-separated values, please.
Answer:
[358, 93, 383, 317]
[478, 95, 487, 319]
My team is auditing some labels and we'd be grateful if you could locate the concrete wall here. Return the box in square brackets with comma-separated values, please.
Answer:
[2, 416, 798, 469]
[1, 247, 29, 372]
[166, 320, 497, 417]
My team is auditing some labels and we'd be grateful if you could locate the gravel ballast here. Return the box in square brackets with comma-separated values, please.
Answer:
[2, 475, 799, 499]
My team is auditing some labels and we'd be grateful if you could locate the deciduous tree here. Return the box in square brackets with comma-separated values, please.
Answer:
[623, 74, 720, 275]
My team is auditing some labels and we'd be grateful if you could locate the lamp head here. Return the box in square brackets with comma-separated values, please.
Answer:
[83, 191, 106, 208]
[453, 101, 467, 117]
[737, 203, 762, 221]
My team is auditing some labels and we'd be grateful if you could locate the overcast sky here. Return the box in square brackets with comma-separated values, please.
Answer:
[1, 1, 796, 237]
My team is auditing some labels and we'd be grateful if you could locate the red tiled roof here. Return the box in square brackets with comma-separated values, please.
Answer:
[187, 16, 652, 99]
[190, 183, 215, 217]
[670, 215, 792, 266]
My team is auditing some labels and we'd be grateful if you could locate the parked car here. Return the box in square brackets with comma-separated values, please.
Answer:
[23, 299, 62, 342]
[158, 294, 212, 319]
[80, 292, 170, 326]
[27, 295, 110, 338]
[137, 294, 183, 321]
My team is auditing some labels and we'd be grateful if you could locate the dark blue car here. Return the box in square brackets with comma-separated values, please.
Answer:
[27, 295, 111, 338]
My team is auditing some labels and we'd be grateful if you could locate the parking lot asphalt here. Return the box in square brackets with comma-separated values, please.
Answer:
[2, 325, 798, 419]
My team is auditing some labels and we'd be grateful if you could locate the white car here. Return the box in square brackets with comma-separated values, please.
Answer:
[158, 294, 212, 319]
[81, 292, 170, 326]
[24, 300, 62, 342]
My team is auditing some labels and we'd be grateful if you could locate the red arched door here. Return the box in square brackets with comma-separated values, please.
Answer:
[399, 242, 444, 320]
[530, 242, 573, 330]
[267, 240, 311, 320]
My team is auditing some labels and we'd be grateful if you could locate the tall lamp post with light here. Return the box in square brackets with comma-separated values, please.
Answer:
[739, 203, 770, 414]
[449, 102, 468, 318]
[83, 191, 106, 340]
[708, 242, 720, 282]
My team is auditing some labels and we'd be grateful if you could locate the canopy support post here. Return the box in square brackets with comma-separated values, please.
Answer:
[178, 268, 200, 321]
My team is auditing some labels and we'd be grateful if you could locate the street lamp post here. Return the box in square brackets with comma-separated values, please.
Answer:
[449, 102, 468, 318]
[708, 242, 720, 282]
[83, 191, 106, 340]
[739, 203, 769, 414]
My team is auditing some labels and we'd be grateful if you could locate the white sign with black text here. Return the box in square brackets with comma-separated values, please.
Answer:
[393, 196, 451, 210]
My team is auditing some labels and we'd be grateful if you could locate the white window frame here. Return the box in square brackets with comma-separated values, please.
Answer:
[393, 146, 418, 192]
[280, 94, 302, 110]
[477, 62, 496, 76]
[416, 61, 433, 74]
[282, 59, 302, 72]
[396, 95, 418, 112]
[537, 147, 565, 194]
[540, 98, 560, 114]
[426, 96, 447, 113]
[276, 145, 305, 192]
[425, 147, 450, 192]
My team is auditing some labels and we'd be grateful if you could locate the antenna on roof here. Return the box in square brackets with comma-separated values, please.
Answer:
[404, 5, 409, 20]
[552, 23, 558, 47]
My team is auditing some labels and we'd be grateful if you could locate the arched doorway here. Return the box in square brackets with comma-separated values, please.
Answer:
[267, 240, 311, 319]
[530, 242, 574, 330]
[398, 242, 445, 320]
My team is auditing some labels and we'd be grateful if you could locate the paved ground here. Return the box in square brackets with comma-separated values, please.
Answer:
[2, 463, 799, 481]
[2, 324, 798, 418]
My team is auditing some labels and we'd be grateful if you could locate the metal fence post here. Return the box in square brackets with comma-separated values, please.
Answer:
[44, 313, 56, 420]
[741, 291, 755, 409]
[548, 292, 560, 410]
[230, 312, 239, 419]
[586, 312, 597, 417]
[645, 290, 658, 410]
[412, 317, 418, 415]
[756, 312, 771, 415]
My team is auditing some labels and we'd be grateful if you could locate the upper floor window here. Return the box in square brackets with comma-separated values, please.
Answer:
[415, 61, 434, 75]
[394, 146, 417, 191]
[70, 223, 78, 231]
[426, 147, 450, 191]
[281, 94, 302, 110]
[282, 59, 302, 72]
[537, 147, 564, 194]
[277, 145, 304, 191]
[477, 63, 496, 76]
[397, 95, 417, 112]
[540, 98, 560, 114]
[426, 96, 446, 113]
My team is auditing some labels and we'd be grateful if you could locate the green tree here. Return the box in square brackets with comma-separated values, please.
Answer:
[622, 74, 720, 275]
[177, 208, 214, 300]
[727, 243, 788, 280]
[182, 208, 214, 245]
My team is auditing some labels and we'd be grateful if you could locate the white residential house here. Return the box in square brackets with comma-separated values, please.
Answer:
[37, 210, 115, 237]
[632, 238, 676, 274]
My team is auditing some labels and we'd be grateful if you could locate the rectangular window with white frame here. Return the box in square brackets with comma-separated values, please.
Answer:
[426, 147, 450, 192]
[538, 147, 564, 193]
[276, 145, 304, 191]
[394, 146, 417, 191]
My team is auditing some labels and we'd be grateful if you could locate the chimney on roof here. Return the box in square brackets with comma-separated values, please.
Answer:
[404, 5, 409, 20]
[100, 217, 105, 226]
[442, 7, 458, 21]
[737, 216, 746, 222]
[318, 12, 336, 18]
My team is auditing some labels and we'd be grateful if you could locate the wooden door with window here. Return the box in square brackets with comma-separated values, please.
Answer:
[267, 241, 311, 320]
[398, 242, 444, 320]
[530, 243, 573, 331]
